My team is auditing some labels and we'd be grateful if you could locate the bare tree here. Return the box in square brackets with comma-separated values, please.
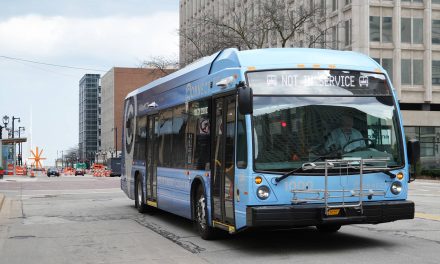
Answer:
[179, 1, 270, 65]
[180, 0, 342, 65]
[140, 56, 179, 76]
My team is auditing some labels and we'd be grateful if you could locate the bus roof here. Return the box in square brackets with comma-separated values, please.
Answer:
[126, 48, 382, 99]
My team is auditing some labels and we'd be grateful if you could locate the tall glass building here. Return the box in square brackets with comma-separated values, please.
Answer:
[79, 74, 101, 163]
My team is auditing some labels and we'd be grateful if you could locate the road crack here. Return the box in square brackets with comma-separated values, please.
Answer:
[133, 216, 206, 254]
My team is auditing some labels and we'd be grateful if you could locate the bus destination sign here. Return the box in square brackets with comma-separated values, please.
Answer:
[247, 70, 390, 96]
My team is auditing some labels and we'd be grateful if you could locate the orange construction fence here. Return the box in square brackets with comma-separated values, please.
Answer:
[15, 166, 27, 176]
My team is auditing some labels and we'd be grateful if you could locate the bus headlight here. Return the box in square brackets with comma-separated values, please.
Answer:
[257, 186, 270, 200]
[390, 181, 402, 195]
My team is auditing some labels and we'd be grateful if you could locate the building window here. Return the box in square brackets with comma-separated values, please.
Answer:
[382, 17, 392, 43]
[372, 58, 393, 82]
[401, 59, 412, 85]
[331, 25, 338, 49]
[432, 60, 440, 85]
[345, 0, 352, 5]
[401, 18, 423, 44]
[370, 16, 380, 42]
[432, 20, 440, 44]
[344, 19, 352, 46]
[382, 58, 393, 82]
[320, 0, 326, 17]
[401, 18, 411, 43]
[434, 0, 440, 4]
[413, 18, 423, 44]
[401, 59, 423, 85]
[413, 60, 424, 85]
[369, 16, 393, 43]
[332, 0, 337, 11]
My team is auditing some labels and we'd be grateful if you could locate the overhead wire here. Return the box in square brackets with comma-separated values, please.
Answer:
[0, 55, 107, 72]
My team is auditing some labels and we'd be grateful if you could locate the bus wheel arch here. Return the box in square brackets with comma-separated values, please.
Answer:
[191, 177, 218, 240]
[190, 177, 205, 221]
[134, 171, 148, 213]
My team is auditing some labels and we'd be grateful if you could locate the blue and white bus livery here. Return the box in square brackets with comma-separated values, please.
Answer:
[121, 48, 419, 239]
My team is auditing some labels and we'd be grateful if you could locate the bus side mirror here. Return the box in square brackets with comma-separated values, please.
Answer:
[237, 82, 253, 115]
[125, 119, 131, 129]
[407, 139, 420, 182]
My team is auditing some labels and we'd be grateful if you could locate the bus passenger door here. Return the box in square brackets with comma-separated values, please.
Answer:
[146, 114, 159, 204]
[212, 95, 236, 226]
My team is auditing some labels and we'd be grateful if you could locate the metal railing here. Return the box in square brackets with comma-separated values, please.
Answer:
[291, 158, 389, 216]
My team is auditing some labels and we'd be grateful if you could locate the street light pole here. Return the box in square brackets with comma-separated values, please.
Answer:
[10, 116, 19, 173]
[18, 127, 25, 166]
[11, 116, 20, 139]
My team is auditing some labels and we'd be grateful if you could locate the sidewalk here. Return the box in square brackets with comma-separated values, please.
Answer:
[0, 174, 36, 212]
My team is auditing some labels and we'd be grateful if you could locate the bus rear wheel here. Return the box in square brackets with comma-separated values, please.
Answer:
[135, 177, 149, 213]
[316, 224, 341, 233]
[195, 188, 218, 240]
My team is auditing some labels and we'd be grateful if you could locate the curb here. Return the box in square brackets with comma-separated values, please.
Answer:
[0, 193, 4, 212]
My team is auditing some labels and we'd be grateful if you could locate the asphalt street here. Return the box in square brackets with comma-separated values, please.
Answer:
[0, 173, 439, 264]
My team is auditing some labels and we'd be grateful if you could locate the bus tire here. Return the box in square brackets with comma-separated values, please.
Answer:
[135, 177, 148, 213]
[316, 224, 341, 233]
[195, 188, 217, 240]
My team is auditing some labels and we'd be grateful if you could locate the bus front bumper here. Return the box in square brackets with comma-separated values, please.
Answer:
[246, 200, 414, 227]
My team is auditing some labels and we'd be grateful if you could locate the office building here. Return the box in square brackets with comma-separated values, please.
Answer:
[79, 74, 101, 163]
[180, 0, 440, 168]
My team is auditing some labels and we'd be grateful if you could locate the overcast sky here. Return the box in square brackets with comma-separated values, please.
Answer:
[0, 0, 179, 166]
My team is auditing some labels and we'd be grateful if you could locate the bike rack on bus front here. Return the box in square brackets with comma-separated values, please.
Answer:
[291, 158, 389, 216]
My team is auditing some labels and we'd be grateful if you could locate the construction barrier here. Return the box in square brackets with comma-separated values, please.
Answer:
[15, 166, 27, 176]
[92, 169, 112, 177]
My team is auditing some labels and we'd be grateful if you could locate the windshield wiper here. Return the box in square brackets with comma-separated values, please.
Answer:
[274, 166, 306, 183]
[274, 154, 340, 183]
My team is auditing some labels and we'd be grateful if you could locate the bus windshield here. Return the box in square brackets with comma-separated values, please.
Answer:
[249, 70, 403, 172]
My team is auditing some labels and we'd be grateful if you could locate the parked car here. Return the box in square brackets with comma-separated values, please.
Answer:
[75, 169, 85, 176]
[47, 168, 60, 177]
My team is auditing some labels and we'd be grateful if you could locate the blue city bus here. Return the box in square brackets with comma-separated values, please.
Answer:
[121, 48, 419, 239]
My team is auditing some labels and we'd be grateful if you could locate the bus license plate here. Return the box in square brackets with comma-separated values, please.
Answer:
[327, 209, 340, 216]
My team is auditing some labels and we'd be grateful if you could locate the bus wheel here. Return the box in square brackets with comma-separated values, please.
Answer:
[135, 177, 148, 213]
[316, 224, 341, 233]
[195, 188, 217, 240]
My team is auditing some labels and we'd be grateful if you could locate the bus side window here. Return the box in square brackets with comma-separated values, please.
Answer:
[134, 116, 147, 161]
[172, 104, 187, 169]
[186, 99, 211, 170]
[158, 110, 173, 167]
[236, 113, 247, 168]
